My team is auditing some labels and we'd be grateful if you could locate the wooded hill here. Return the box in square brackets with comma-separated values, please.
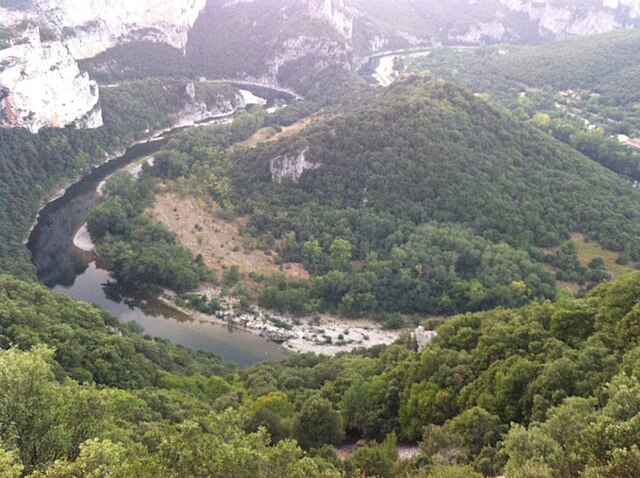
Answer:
[493, 28, 640, 106]
[217, 76, 640, 314]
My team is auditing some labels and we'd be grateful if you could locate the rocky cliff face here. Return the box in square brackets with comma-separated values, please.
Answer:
[0, 0, 206, 133]
[32, 0, 207, 59]
[308, 0, 354, 39]
[0, 28, 101, 133]
[349, 0, 640, 52]
[2, 0, 639, 132]
[270, 147, 321, 183]
[186, 0, 354, 90]
[494, 0, 639, 40]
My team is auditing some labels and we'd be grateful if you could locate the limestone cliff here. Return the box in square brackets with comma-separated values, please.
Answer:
[33, 0, 207, 59]
[187, 0, 354, 90]
[447, 0, 640, 43]
[0, 0, 206, 132]
[0, 28, 100, 133]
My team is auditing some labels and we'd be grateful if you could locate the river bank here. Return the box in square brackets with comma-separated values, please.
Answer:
[71, 223, 405, 357]
[160, 290, 404, 356]
[72, 221, 406, 357]
[24, 80, 291, 247]
[26, 82, 304, 365]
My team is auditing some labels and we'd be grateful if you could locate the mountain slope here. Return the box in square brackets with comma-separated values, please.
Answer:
[186, 0, 353, 91]
[242, 77, 640, 313]
[145, 76, 640, 315]
[492, 28, 640, 105]
[350, 0, 640, 52]
[233, 76, 640, 252]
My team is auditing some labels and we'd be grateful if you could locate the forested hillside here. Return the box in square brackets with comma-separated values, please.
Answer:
[6, 264, 640, 475]
[82, 76, 640, 326]
[0, 79, 192, 277]
[493, 28, 640, 106]
[402, 29, 640, 184]
[6, 5, 640, 476]
[131, 76, 640, 316]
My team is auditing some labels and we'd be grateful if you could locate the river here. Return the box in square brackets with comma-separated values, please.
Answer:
[27, 85, 294, 367]
[361, 46, 482, 87]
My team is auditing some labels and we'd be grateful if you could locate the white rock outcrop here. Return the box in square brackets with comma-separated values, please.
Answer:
[0, 29, 101, 133]
[452, 20, 508, 43]
[270, 147, 321, 183]
[414, 326, 437, 353]
[308, 0, 354, 39]
[0, 0, 206, 132]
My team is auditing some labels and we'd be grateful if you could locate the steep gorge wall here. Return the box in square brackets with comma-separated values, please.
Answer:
[33, 0, 207, 59]
[0, 0, 206, 133]
[186, 0, 354, 90]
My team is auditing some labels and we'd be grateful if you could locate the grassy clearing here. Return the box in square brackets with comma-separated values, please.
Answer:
[149, 192, 310, 285]
[232, 116, 315, 151]
[572, 233, 637, 279]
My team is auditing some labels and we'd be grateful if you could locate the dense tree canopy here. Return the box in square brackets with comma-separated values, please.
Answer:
[0, 79, 197, 277]
[143, 76, 640, 315]
[5, 267, 640, 475]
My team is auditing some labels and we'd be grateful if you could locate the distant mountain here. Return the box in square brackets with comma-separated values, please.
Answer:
[349, 0, 640, 52]
[186, 0, 354, 90]
[183, 0, 640, 88]
[3, 0, 640, 132]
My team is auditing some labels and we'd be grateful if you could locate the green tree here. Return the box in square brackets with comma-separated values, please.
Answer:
[0, 346, 102, 473]
[303, 239, 324, 274]
[292, 397, 345, 449]
[245, 392, 293, 443]
[0, 449, 22, 478]
[348, 433, 398, 478]
[30, 439, 131, 478]
[329, 238, 353, 272]
[410, 464, 483, 478]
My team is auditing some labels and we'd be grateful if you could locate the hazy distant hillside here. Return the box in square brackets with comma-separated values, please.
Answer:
[73, 0, 640, 95]
[186, 0, 353, 90]
[350, 0, 640, 51]
[183, 0, 640, 87]
[494, 28, 640, 105]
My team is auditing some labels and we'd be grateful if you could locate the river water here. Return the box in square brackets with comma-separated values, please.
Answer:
[27, 86, 293, 367]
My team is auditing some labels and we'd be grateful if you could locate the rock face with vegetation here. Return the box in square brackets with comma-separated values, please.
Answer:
[3, 0, 639, 132]
[186, 0, 354, 90]
[6, 2, 640, 476]
[348, 0, 640, 52]
[0, 0, 206, 131]
[0, 0, 207, 58]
